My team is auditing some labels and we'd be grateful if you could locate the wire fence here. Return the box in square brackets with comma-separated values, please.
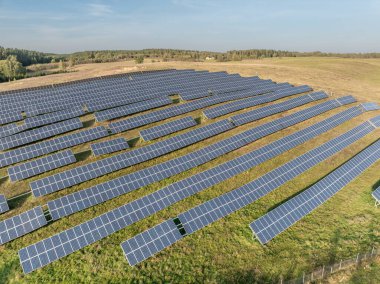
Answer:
[283, 247, 379, 283]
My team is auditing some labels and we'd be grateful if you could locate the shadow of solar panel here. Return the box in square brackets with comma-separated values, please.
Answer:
[230, 92, 326, 126]
[0, 118, 82, 151]
[91, 138, 129, 156]
[250, 136, 380, 244]
[95, 97, 172, 122]
[30, 120, 234, 197]
[46, 99, 358, 221]
[121, 220, 182, 266]
[140, 116, 197, 141]
[0, 206, 47, 245]
[8, 150, 76, 181]
[0, 126, 108, 168]
[24, 107, 85, 128]
[0, 195, 9, 214]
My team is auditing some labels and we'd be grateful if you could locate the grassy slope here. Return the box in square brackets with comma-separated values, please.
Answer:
[0, 57, 380, 283]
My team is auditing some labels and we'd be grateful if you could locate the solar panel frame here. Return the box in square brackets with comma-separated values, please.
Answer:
[90, 138, 130, 156]
[7, 150, 77, 181]
[140, 116, 197, 141]
[0, 206, 47, 245]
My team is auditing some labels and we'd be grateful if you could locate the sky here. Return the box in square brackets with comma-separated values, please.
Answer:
[0, 0, 379, 54]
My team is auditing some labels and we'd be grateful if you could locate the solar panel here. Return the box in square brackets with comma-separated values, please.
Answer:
[250, 134, 380, 244]
[361, 102, 380, 111]
[7, 150, 76, 182]
[46, 98, 357, 221]
[94, 97, 172, 122]
[140, 116, 197, 141]
[0, 110, 23, 125]
[121, 220, 183, 266]
[230, 92, 327, 126]
[0, 126, 108, 168]
[0, 123, 25, 138]
[204, 87, 318, 119]
[372, 186, 380, 205]
[24, 107, 85, 128]
[90, 138, 130, 156]
[120, 119, 377, 265]
[0, 206, 47, 245]
[30, 120, 234, 197]
[0, 118, 83, 151]
[0, 195, 9, 214]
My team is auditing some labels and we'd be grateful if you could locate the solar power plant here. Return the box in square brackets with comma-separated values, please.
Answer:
[250, 128, 380, 244]
[90, 138, 130, 156]
[108, 83, 305, 133]
[140, 116, 197, 141]
[0, 118, 83, 151]
[0, 126, 109, 168]
[15, 97, 359, 274]
[120, 117, 378, 265]
[24, 107, 85, 128]
[7, 150, 77, 182]
[45, 97, 356, 221]
[0, 206, 47, 245]
[30, 120, 234, 197]
[0, 195, 9, 214]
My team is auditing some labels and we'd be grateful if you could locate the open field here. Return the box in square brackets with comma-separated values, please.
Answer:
[1, 57, 380, 283]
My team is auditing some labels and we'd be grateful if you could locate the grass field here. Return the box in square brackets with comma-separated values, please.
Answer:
[1, 57, 380, 283]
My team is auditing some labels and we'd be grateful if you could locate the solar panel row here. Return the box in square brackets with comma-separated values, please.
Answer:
[121, 117, 378, 265]
[45, 97, 355, 221]
[7, 150, 77, 182]
[250, 121, 380, 244]
[140, 116, 197, 141]
[0, 123, 26, 139]
[24, 107, 85, 128]
[90, 138, 130, 156]
[30, 120, 234, 197]
[0, 126, 109, 168]
[1, 206, 47, 245]
[15, 97, 355, 274]
[372, 186, 380, 205]
[0, 195, 9, 214]
[109, 83, 295, 133]
[0, 118, 83, 151]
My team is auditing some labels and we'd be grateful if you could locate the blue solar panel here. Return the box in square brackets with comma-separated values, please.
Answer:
[46, 98, 357, 221]
[120, 119, 378, 265]
[90, 137, 130, 156]
[372, 186, 380, 204]
[0, 126, 109, 168]
[7, 150, 76, 181]
[0, 123, 26, 139]
[0, 110, 23, 125]
[250, 136, 380, 244]
[0, 118, 83, 151]
[30, 120, 234, 197]
[140, 116, 197, 141]
[361, 102, 380, 111]
[24, 107, 85, 128]
[0, 207, 47, 245]
[0, 195, 9, 214]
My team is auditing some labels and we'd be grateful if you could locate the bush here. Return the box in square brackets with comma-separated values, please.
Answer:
[135, 56, 144, 64]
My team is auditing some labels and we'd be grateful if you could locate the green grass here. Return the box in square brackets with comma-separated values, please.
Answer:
[1, 58, 380, 283]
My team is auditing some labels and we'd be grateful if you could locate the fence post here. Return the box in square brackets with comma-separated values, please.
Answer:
[302, 272, 305, 284]
[371, 247, 375, 257]
[356, 253, 360, 264]
[322, 265, 325, 278]
[339, 259, 342, 269]
[311, 272, 313, 281]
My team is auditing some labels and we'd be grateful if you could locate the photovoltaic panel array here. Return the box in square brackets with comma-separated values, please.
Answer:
[230, 92, 327, 126]
[94, 97, 173, 122]
[1, 206, 47, 245]
[121, 117, 378, 265]
[372, 186, 380, 205]
[108, 83, 296, 133]
[140, 116, 197, 141]
[0, 118, 83, 151]
[90, 138, 130, 156]
[0, 111, 23, 125]
[0, 195, 9, 214]
[15, 97, 357, 274]
[203, 85, 313, 119]
[361, 102, 380, 111]
[46, 97, 357, 221]
[0, 126, 109, 168]
[7, 150, 77, 182]
[0, 123, 26, 139]
[250, 126, 380, 244]
[30, 120, 234, 197]
[24, 107, 85, 128]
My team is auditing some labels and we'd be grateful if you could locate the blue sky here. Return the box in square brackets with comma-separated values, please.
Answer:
[0, 0, 379, 54]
